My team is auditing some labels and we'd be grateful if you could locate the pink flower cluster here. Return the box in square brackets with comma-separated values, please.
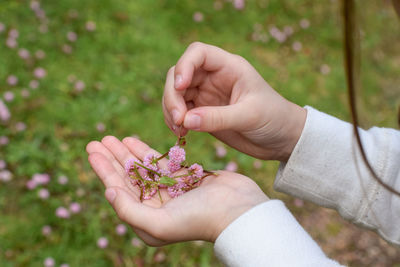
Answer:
[125, 140, 210, 201]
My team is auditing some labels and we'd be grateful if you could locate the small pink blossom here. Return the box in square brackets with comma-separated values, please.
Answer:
[215, 144, 227, 158]
[58, 175, 68, 185]
[292, 41, 302, 52]
[6, 38, 17, 49]
[0, 100, 11, 122]
[0, 22, 5, 33]
[18, 48, 30, 59]
[21, 89, 30, 98]
[32, 173, 50, 185]
[0, 136, 9, 145]
[8, 29, 19, 39]
[41, 225, 52, 236]
[115, 224, 127, 236]
[143, 154, 160, 172]
[56, 206, 70, 219]
[97, 237, 108, 248]
[43, 257, 55, 267]
[320, 64, 331, 75]
[0, 170, 12, 182]
[35, 50, 46, 59]
[283, 26, 294, 36]
[34, 67, 47, 79]
[300, 19, 310, 29]
[66, 31, 77, 42]
[168, 146, 185, 165]
[253, 160, 262, 169]
[96, 122, 106, 132]
[193, 12, 204, 22]
[29, 80, 39, 89]
[0, 160, 6, 169]
[225, 161, 238, 172]
[74, 80, 85, 91]
[69, 202, 81, 214]
[86, 21, 96, 31]
[233, 0, 245, 10]
[26, 179, 37, 190]
[38, 188, 50, 199]
[15, 122, 26, 132]
[167, 161, 181, 173]
[189, 163, 203, 179]
[7, 75, 18, 86]
[167, 184, 184, 198]
[4, 91, 15, 102]
[131, 237, 143, 248]
[154, 251, 166, 263]
[62, 44, 73, 54]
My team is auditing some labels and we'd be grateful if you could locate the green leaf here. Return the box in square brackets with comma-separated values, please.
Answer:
[159, 176, 177, 186]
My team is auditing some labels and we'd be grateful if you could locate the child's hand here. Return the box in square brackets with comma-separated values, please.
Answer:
[86, 136, 268, 245]
[163, 42, 306, 161]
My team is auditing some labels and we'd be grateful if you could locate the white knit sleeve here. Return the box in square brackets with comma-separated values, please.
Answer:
[214, 200, 343, 267]
[274, 106, 400, 246]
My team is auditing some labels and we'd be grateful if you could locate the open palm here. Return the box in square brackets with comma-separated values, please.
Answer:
[86, 136, 268, 245]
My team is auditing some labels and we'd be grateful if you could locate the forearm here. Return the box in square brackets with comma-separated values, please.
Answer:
[274, 106, 400, 245]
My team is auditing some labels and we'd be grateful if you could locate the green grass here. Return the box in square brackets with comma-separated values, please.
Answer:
[0, 0, 399, 266]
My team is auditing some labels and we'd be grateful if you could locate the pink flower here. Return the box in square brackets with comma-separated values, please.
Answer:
[34, 67, 47, 79]
[96, 122, 106, 132]
[167, 161, 181, 173]
[74, 80, 85, 92]
[115, 224, 127, 236]
[143, 154, 160, 172]
[62, 44, 73, 54]
[141, 185, 157, 200]
[44, 257, 55, 267]
[167, 184, 184, 198]
[253, 160, 262, 169]
[26, 179, 37, 190]
[29, 80, 39, 89]
[0, 136, 9, 145]
[56, 206, 70, 219]
[0, 100, 11, 122]
[0, 22, 5, 33]
[225, 161, 238, 172]
[193, 12, 204, 22]
[7, 75, 18, 86]
[154, 251, 166, 263]
[97, 237, 108, 248]
[0, 160, 6, 169]
[21, 89, 30, 98]
[4, 91, 15, 102]
[8, 29, 19, 39]
[189, 163, 203, 179]
[66, 31, 77, 42]
[85, 21, 96, 31]
[35, 50, 46, 59]
[15, 122, 26, 132]
[38, 188, 50, 199]
[299, 19, 310, 29]
[292, 41, 302, 52]
[58, 175, 68, 185]
[6, 38, 17, 49]
[320, 64, 331, 75]
[168, 146, 185, 164]
[41, 225, 52, 236]
[32, 173, 50, 185]
[131, 237, 143, 248]
[0, 170, 12, 182]
[18, 48, 30, 59]
[233, 0, 245, 10]
[215, 144, 227, 158]
[69, 202, 81, 214]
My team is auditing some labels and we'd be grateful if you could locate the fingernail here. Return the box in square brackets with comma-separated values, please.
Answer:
[171, 109, 180, 124]
[105, 188, 116, 203]
[175, 75, 183, 89]
[185, 113, 201, 129]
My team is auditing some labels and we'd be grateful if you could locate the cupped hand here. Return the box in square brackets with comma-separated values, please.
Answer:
[86, 136, 268, 245]
[163, 42, 306, 161]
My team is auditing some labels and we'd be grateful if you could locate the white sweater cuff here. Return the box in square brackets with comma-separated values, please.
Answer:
[214, 200, 342, 267]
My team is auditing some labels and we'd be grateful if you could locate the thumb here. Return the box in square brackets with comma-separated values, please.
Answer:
[183, 103, 251, 132]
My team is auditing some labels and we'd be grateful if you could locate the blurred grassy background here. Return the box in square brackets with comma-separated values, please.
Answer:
[0, 0, 399, 266]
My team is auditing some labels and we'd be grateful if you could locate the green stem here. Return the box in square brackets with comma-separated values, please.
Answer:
[157, 189, 163, 204]
[157, 151, 169, 161]
[135, 162, 162, 177]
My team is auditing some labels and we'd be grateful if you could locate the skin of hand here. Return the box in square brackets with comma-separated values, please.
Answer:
[163, 42, 307, 162]
[86, 136, 269, 246]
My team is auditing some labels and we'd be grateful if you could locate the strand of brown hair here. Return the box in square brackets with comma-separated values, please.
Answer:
[343, 0, 400, 196]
